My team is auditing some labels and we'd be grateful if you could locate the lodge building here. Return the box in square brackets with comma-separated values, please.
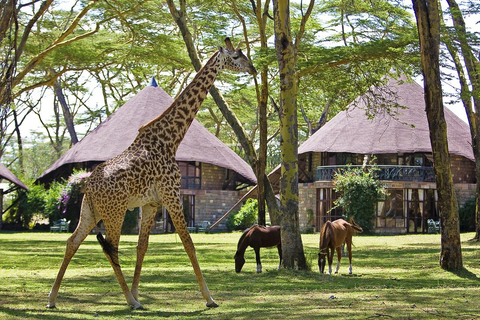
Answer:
[268, 77, 474, 234]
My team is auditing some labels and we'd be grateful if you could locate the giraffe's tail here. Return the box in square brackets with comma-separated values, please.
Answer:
[96, 233, 120, 267]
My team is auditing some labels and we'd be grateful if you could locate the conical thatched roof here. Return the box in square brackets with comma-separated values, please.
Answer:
[0, 163, 28, 190]
[299, 78, 474, 161]
[38, 82, 256, 184]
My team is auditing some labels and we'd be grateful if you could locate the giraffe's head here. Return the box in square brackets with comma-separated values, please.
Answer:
[218, 38, 257, 76]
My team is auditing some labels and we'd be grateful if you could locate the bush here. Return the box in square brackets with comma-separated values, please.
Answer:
[3, 183, 47, 230]
[459, 198, 475, 232]
[122, 208, 138, 234]
[333, 164, 386, 233]
[44, 181, 64, 221]
[226, 199, 258, 231]
[55, 170, 91, 231]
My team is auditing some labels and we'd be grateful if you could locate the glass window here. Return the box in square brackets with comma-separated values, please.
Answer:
[376, 189, 404, 229]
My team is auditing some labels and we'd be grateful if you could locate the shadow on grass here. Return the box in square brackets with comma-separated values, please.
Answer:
[449, 267, 480, 281]
[0, 305, 209, 320]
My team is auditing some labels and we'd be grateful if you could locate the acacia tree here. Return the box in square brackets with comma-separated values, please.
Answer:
[272, 0, 311, 270]
[441, 0, 480, 241]
[2, 1, 189, 180]
[412, 0, 462, 270]
[166, 0, 282, 226]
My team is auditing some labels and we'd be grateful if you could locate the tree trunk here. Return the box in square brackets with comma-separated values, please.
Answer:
[12, 109, 24, 176]
[445, 0, 480, 241]
[53, 77, 78, 144]
[273, 0, 307, 270]
[252, 0, 270, 226]
[412, 0, 462, 270]
[0, 188, 3, 230]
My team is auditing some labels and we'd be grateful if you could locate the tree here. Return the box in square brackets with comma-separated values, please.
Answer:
[273, 0, 309, 270]
[441, 0, 480, 241]
[166, 0, 281, 226]
[412, 0, 462, 270]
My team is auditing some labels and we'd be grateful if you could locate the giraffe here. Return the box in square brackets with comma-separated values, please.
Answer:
[47, 38, 256, 310]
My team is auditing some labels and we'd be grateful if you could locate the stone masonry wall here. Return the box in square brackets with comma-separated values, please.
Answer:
[194, 189, 248, 232]
[201, 163, 225, 190]
[298, 182, 317, 232]
[451, 155, 475, 184]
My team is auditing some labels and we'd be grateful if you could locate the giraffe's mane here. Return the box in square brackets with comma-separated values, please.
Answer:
[138, 51, 221, 133]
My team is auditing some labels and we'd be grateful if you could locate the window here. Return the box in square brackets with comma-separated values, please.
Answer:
[406, 189, 439, 233]
[182, 195, 195, 227]
[316, 188, 343, 232]
[376, 189, 404, 229]
[178, 161, 201, 189]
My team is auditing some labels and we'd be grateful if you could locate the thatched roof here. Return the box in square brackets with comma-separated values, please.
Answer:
[37, 81, 256, 184]
[298, 78, 474, 161]
[0, 163, 28, 190]
[256, 77, 473, 197]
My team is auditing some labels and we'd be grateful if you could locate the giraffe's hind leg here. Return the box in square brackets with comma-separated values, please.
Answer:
[47, 198, 98, 308]
[163, 188, 218, 308]
[131, 204, 157, 301]
[100, 216, 142, 310]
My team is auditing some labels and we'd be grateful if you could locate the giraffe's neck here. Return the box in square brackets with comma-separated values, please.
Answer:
[139, 52, 222, 150]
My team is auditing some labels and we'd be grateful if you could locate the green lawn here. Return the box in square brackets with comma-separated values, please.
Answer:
[0, 231, 479, 319]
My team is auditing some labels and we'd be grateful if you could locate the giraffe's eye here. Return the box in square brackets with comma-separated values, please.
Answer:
[232, 55, 240, 60]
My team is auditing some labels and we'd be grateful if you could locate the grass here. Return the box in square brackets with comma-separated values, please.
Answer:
[0, 231, 479, 319]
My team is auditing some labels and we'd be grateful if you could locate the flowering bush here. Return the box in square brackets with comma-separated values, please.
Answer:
[58, 170, 91, 215]
[53, 170, 91, 231]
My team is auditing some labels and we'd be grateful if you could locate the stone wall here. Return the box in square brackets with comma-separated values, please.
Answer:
[298, 182, 317, 232]
[451, 155, 476, 184]
[194, 189, 248, 232]
[201, 163, 226, 190]
[455, 183, 476, 207]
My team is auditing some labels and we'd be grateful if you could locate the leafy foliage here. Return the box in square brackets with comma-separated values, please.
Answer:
[122, 208, 139, 235]
[54, 170, 91, 231]
[226, 199, 258, 231]
[333, 164, 386, 232]
[2, 185, 43, 230]
[459, 198, 475, 232]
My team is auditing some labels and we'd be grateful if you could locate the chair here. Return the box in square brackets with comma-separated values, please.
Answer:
[60, 220, 71, 232]
[427, 219, 440, 233]
[197, 221, 211, 233]
[50, 219, 66, 232]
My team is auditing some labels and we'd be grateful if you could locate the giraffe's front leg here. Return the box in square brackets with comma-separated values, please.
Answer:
[131, 205, 157, 301]
[47, 197, 97, 309]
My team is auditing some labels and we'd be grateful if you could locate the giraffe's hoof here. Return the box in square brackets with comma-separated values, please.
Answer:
[130, 302, 144, 310]
[46, 304, 56, 309]
[206, 300, 219, 308]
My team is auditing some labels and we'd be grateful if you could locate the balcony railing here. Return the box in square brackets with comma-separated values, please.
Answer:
[315, 165, 436, 182]
[181, 176, 201, 189]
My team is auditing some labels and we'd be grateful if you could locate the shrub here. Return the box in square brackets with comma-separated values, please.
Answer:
[55, 170, 91, 231]
[122, 208, 139, 234]
[333, 164, 386, 233]
[459, 198, 475, 232]
[44, 181, 64, 221]
[3, 183, 47, 230]
[226, 199, 258, 231]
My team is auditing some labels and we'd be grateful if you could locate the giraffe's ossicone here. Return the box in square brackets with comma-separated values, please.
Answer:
[47, 38, 256, 310]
